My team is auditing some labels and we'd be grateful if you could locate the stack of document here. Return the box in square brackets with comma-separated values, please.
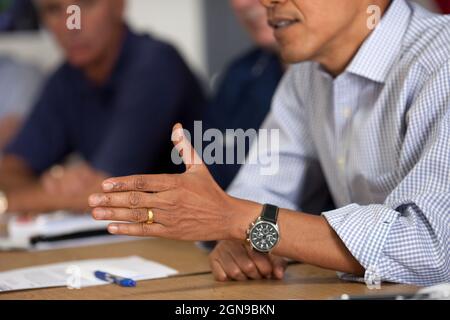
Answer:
[8, 211, 109, 238]
[0, 256, 178, 293]
[1, 212, 112, 250]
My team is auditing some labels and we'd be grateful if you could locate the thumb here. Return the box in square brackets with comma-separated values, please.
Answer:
[172, 123, 203, 171]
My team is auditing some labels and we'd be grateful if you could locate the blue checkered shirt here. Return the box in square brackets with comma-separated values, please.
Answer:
[228, 0, 450, 286]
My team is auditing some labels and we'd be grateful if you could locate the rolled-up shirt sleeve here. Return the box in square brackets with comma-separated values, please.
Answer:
[323, 62, 450, 286]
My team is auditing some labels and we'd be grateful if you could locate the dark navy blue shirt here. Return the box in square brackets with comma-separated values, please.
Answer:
[5, 28, 205, 176]
[203, 48, 284, 189]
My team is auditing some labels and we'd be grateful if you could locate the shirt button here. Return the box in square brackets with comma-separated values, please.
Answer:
[342, 107, 352, 119]
[337, 157, 346, 169]
[365, 266, 382, 290]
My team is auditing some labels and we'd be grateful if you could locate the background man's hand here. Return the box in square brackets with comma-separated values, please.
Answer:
[41, 162, 106, 197]
[0, 155, 108, 214]
[209, 240, 288, 281]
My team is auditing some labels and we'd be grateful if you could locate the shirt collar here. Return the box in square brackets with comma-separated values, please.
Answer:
[346, 0, 412, 83]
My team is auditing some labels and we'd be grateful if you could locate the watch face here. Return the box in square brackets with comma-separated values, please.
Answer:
[250, 221, 279, 252]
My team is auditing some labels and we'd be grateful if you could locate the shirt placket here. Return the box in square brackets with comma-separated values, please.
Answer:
[332, 75, 356, 204]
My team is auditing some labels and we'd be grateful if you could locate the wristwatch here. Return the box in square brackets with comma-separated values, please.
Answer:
[246, 204, 280, 254]
[0, 191, 8, 216]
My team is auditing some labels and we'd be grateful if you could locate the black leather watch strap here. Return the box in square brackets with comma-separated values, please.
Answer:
[261, 204, 279, 224]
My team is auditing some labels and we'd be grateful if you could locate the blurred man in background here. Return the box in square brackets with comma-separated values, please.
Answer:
[0, 56, 43, 149]
[203, 0, 284, 190]
[0, 0, 205, 215]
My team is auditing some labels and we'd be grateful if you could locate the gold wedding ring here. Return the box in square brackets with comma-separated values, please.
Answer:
[146, 209, 154, 224]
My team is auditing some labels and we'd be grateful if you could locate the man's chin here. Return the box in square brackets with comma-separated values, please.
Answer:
[279, 48, 309, 65]
[66, 53, 93, 68]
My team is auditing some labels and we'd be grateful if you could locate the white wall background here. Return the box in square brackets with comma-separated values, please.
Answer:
[125, 0, 206, 76]
[0, 0, 207, 76]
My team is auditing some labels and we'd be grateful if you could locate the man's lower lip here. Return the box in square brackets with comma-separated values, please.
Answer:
[274, 21, 300, 29]
[273, 22, 299, 35]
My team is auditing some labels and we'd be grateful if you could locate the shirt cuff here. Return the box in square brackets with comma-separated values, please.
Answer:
[322, 204, 400, 286]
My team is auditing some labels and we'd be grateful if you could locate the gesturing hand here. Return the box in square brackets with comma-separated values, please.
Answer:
[89, 124, 260, 241]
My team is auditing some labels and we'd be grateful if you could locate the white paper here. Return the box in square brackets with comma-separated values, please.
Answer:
[8, 212, 110, 239]
[0, 256, 178, 293]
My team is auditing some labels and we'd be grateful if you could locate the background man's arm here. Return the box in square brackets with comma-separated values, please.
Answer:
[0, 116, 23, 150]
[0, 72, 106, 214]
[0, 155, 36, 191]
[0, 155, 105, 214]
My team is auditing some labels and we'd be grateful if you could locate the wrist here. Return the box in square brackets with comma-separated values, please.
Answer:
[225, 196, 262, 241]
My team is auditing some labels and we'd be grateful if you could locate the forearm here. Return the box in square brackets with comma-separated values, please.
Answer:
[6, 184, 91, 214]
[5, 160, 108, 214]
[228, 198, 365, 276]
[0, 155, 36, 191]
[7, 184, 65, 214]
[275, 210, 365, 275]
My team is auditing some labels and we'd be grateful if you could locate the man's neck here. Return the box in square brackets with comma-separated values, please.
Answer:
[315, 1, 391, 77]
[83, 25, 126, 86]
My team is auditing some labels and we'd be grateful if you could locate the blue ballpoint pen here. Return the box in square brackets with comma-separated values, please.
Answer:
[94, 270, 137, 287]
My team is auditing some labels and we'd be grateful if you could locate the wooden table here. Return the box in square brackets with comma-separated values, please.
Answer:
[0, 239, 417, 300]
